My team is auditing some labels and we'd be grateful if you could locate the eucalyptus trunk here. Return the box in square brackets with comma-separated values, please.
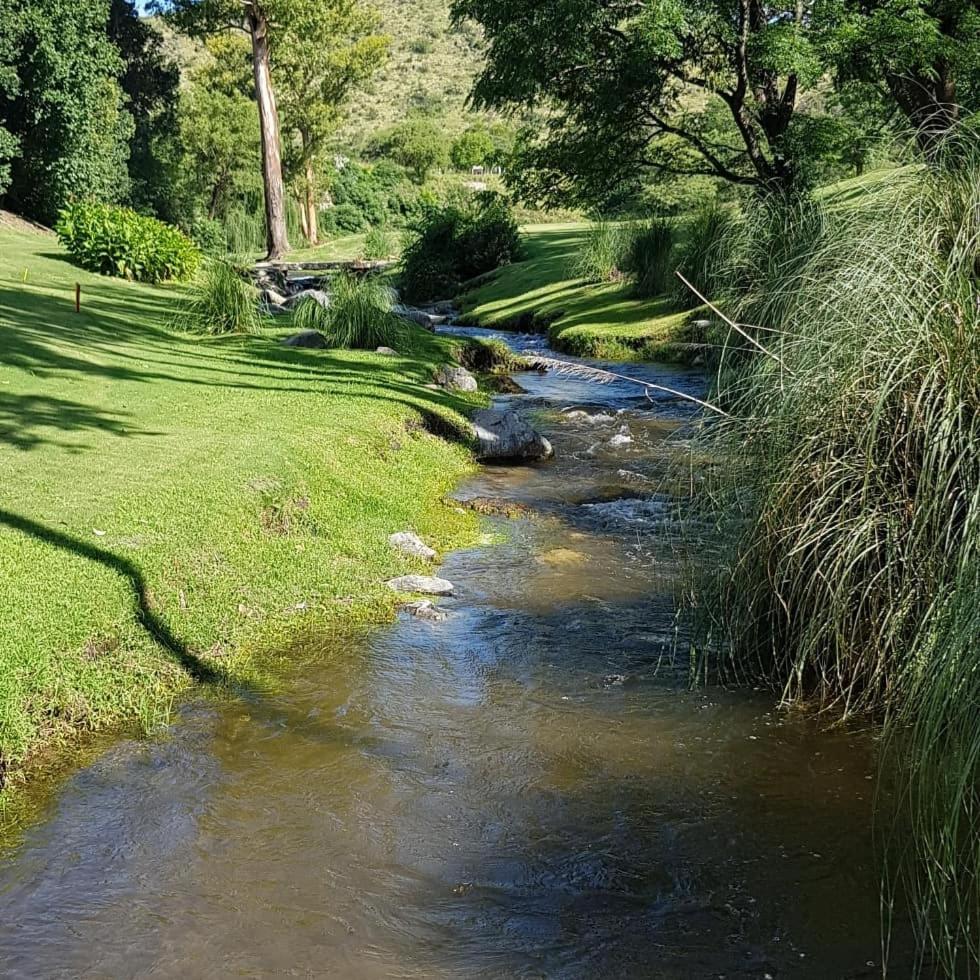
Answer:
[302, 134, 318, 247]
[247, 5, 289, 260]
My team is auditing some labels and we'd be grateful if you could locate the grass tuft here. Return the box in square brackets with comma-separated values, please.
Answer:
[175, 258, 265, 335]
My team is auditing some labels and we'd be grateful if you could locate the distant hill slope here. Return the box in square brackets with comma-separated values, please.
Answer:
[155, 0, 487, 151]
[338, 0, 487, 147]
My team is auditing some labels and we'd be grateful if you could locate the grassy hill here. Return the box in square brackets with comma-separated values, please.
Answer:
[339, 0, 488, 147]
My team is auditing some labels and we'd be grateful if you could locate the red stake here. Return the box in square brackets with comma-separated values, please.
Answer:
[75, 282, 81, 313]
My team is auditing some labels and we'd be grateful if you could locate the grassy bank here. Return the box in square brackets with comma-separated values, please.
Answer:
[456, 223, 693, 361]
[0, 223, 481, 797]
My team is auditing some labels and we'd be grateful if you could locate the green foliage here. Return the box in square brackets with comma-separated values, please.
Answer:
[189, 217, 228, 255]
[450, 125, 495, 170]
[454, 0, 832, 198]
[814, 0, 980, 154]
[362, 223, 398, 259]
[671, 204, 741, 308]
[325, 160, 423, 231]
[1, 0, 132, 224]
[571, 221, 631, 283]
[56, 201, 200, 282]
[400, 192, 522, 303]
[108, 0, 181, 220]
[322, 203, 369, 234]
[0, 127, 17, 198]
[296, 274, 405, 349]
[175, 257, 263, 334]
[621, 219, 676, 298]
[690, 160, 980, 973]
[176, 40, 261, 224]
[369, 117, 449, 183]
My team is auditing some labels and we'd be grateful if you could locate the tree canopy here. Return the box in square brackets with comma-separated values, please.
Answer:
[0, 0, 131, 224]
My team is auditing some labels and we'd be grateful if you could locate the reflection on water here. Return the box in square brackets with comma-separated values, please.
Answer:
[0, 327, 910, 978]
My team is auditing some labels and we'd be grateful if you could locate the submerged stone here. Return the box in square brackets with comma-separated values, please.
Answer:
[401, 599, 449, 622]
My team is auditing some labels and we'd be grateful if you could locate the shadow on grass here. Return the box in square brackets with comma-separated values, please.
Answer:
[0, 392, 145, 451]
[0, 508, 239, 688]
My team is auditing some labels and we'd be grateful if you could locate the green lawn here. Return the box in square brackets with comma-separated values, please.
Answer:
[457, 223, 692, 361]
[0, 225, 480, 794]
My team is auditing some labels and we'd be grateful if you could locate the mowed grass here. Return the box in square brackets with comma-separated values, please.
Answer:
[0, 225, 480, 789]
[457, 223, 690, 361]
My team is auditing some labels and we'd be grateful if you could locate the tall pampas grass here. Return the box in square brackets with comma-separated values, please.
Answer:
[689, 138, 980, 974]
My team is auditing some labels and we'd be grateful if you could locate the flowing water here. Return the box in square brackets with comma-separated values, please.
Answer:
[0, 329, 912, 978]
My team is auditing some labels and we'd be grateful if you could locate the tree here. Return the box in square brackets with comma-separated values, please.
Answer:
[370, 118, 449, 183]
[815, 0, 980, 157]
[450, 125, 495, 170]
[0, 1, 21, 198]
[0, 0, 132, 224]
[452, 0, 828, 200]
[107, 0, 181, 220]
[164, 0, 295, 259]
[178, 39, 261, 221]
[276, 2, 388, 245]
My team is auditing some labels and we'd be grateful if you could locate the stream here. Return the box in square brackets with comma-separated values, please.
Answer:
[0, 328, 912, 978]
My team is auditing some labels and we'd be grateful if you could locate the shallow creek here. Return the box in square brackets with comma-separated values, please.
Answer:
[0, 328, 912, 978]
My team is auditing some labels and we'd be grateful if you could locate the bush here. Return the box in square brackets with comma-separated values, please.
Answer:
[368, 118, 449, 183]
[321, 203, 367, 235]
[621, 219, 676, 297]
[295, 273, 404, 350]
[572, 221, 632, 283]
[399, 193, 522, 304]
[56, 201, 200, 283]
[189, 217, 227, 256]
[175, 258, 263, 335]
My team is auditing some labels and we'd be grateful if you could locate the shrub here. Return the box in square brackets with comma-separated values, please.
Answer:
[56, 201, 200, 282]
[572, 221, 632, 283]
[321, 203, 366, 235]
[621, 219, 676, 297]
[189, 217, 227, 256]
[175, 258, 263, 335]
[368, 118, 449, 183]
[451, 126, 495, 171]
[296, 274, 405, 350]
[399, 193, 522, 304]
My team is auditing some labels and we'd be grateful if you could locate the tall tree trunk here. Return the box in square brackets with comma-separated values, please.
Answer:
[248, 6, 289, 260]
[302, 133, 318, 246]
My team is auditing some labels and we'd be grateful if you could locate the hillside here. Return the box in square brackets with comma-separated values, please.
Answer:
[339, 0, 488, 147]
[155, 0, 488, 151]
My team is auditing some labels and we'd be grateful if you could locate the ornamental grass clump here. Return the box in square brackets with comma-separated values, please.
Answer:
[621, 218, 676, 298]
[295, 273, 405, 350]
[691, 147, 980, 974]
[176, 258, 264, 335]
[571, 220, 632, 283]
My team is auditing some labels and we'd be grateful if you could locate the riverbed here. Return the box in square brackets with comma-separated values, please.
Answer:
[0, 328, 909, 977]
